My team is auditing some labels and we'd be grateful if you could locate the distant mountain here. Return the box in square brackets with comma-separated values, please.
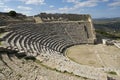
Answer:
[93, 17, 120, 21]
[93, 17, 120, 24]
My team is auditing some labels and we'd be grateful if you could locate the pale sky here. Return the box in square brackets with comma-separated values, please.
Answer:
[0, 0, 120, 18]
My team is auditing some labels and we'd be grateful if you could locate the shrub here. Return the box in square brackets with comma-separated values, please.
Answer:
[8, 11, 17, 17]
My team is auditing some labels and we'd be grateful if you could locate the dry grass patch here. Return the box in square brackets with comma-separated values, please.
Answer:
[66, 44, 120, 68]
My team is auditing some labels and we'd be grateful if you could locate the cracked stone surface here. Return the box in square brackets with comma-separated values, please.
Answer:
[0, 53, 91, 80]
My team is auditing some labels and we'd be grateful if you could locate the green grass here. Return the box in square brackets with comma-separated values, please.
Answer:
[0, 33, 5, 37]
[0, 33, 5, 46]
[17, 73, 22, 78]
[95, 30, 120, 39]
[24, 56, 36, 61]
[0, 33, 2, 36]
[83, 77, 88, 79]
[107, 71, 117, 75]
[0, 69, 3, 72]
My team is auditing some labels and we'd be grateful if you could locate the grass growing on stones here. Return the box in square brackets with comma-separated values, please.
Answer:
[17, 73, 22, 78]
[0, 69, 2, 72]
[35, 59, 90, 79]
[24, 56, 36, 61]
[35, 59, 52, 69]
[83, 77, 88, 79]
[0, 33, 4, 39]
[107, 71, 117, 75]
[0, 33, 2, 36]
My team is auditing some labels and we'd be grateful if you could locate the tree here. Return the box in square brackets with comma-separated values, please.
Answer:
[8, 11, 17, 17]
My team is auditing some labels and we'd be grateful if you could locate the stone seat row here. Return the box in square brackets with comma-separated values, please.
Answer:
[3, 31, 73, 56]
[4, 22, 94, 57]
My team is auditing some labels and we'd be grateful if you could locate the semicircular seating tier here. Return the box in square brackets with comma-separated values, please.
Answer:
[3, 22, 96, 56]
